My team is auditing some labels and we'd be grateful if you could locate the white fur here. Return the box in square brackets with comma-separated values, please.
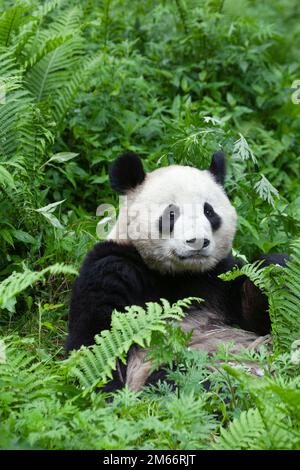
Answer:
[108, 165, 237, 273]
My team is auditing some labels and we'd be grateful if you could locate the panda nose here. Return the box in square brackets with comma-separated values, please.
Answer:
[186, 237, 196, 244]
[185, 238, 210, 248]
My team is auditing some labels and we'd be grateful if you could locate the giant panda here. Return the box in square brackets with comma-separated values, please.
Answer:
[66, 151, 287, 391]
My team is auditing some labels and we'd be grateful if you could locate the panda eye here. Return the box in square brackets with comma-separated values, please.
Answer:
[159, 204, 179, 236]
[168, 207, 177, 232]
[204, 202, 214, 218]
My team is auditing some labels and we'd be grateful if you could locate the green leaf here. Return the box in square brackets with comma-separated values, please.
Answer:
[0, 165, 15, 189]
[47, 152, 79, 164]
[233, 133, 257, 164]
[12, 230, 36, 244]
[254, 174, 279, 207]
[38, 211, 64, 229]
[36, 200, 65, 214]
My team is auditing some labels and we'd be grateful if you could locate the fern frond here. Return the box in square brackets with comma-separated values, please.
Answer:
[24, 37, 83, 102]
[24, 34, 75, 69]
[0, 49, 19, 77]
[215, 363, 300, 449]
[215, 408, 264, 449]
[50, 6, 82, 35]
[0, 48, 54, 161]
[220, 241, 300, 352]
[52, 54, 103, 123]
[233, 133, 257, 164]
[83, 0, 125, 45]
[269, 239, 300, 351]
[0, 264, 78, 312]
[0, 4, 31, 47]
[219, 260, 267, 292]
[0, 337, 57, 407]
[67, 298, 198, 393]
[254, 174, 279, 207]
[0, 88, 34, 158]
[34, 0, 63, 19]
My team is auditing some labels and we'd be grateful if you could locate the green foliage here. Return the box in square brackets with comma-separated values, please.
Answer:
[219, 260, 267, 292]
[1, 332, 300, 449]
[269, 240, 300, 351]
[0, 336, 58, 410]
[220, 238, 300, 352]
[0, 0, 299, 451]
[0, 263, 77, 312]
[0, 0, 101, 272]
[214, 363, 300, 449]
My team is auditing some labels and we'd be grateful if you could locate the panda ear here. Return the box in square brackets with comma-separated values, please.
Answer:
[209, 151, 226, 186]
[109, 152, 146, 194]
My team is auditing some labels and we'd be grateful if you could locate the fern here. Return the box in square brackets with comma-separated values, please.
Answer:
[0, 48, 19, 77]
[0, 263, 78, 312]
[0, 337, 57, 409]
[100, 0, 112, 47]
[0, 2, 101, 155]
[34, 0, 63, 19]
[25, 37, 83, 102]
[84, 0, 124, 45]
[220, 239, 300, 352]
[0, 3, 31, 47]
[0, 1, 103, 259]
[214, 363, 300, 450]
[233, 133, 257, 164]
[215, 408, 265, 449]
[219, 260, 267, 292]
[216, 403, 295, 450]
[174, 0, 189, 34]
[0, 0, 299, 450]
[52, 54, 103, 124]
[254, 174, 279, 207]
[269, 240, 300, 351]
[67, 298, 198, 392]
[0, 49, 37, 159]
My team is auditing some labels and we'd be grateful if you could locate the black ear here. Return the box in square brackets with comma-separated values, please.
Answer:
[209, 151, 226, 186]
[109, 152, 146, 194]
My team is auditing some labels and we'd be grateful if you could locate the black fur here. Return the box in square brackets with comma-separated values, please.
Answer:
[209, 151, 226, 186]
[66, 242, 159, 351]
[109, 152, 145, 194]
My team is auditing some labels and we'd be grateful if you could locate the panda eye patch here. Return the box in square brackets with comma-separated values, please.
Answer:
[204, 202, 214, 218]
[204, 202, 222, 231]
[159, 204, 180, 236]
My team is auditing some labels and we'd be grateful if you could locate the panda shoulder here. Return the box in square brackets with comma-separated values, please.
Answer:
[78, 240, 148, 281]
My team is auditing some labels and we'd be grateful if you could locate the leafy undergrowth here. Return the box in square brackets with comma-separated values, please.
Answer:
[0, 333, 300, 450]
[0, 242, 300, 449]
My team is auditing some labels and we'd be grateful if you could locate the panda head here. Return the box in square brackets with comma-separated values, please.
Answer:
[108, 151, 237, 273]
